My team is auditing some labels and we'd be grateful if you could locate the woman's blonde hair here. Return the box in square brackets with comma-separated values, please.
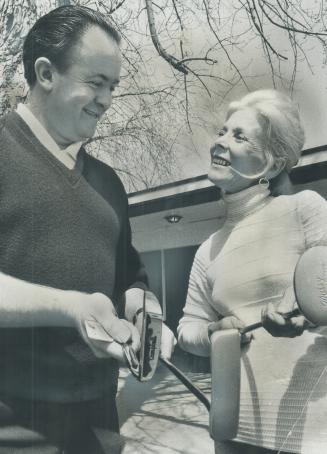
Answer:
[227, 89, 305, 172]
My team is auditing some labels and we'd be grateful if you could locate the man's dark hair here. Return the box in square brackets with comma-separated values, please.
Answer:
[23, 5, 121, 87]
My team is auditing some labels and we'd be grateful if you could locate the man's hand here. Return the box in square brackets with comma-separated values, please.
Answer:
[124, 288, 176, 360]
[208, 316, 252, 345]
[70, 292, 141, 364]
[261, 286, 309, 338]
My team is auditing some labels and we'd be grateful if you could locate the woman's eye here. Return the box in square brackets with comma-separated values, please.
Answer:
[217, 130, 225, 137]
[236, 133, 248, 142]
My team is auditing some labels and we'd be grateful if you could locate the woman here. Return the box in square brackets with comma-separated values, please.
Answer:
[178, 89, 327, 454]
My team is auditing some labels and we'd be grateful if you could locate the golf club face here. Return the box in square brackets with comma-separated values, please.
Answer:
[210, 329, 241, 441]
[294, 246, 327, 326]
[130, 291, 163, 382]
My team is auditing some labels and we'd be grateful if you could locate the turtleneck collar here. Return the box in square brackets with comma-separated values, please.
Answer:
[223, 184, 271, 223]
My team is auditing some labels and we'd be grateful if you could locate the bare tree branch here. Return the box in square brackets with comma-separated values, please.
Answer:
[202, 0, 250, 90]
[258, 0, 327, 36]
[247, 0, 288, 60]
[114, 88, 174, 98]
[144, 0, 189, 74]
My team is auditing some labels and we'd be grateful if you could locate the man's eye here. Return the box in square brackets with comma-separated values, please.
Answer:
[89, 81, 102, 88]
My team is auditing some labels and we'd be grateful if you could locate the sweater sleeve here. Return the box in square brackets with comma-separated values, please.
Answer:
[112, 191, 148, 318]
[124, 217, 148, 291]
[178, 239, 220, 357]
[298, 190, 327, 248]
[81, 153, 148, 309]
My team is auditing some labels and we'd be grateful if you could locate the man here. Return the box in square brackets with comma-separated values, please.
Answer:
[0, 5, 174, 453]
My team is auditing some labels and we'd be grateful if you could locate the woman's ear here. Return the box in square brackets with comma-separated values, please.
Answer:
[34, 58, 55, 92]
[267, 156, 286, 179]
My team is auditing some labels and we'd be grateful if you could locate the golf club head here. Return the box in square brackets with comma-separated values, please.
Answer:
[130, 291, 163, 382]
[210, 328, 241, 441]
[294, 246, 327, 326]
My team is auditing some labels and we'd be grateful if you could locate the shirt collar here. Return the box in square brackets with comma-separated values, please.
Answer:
[16, 104, 83, 169]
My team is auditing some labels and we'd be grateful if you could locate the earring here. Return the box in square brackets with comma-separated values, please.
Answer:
[259, 177, 269, 189]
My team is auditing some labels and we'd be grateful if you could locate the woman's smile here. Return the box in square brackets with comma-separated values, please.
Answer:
[210, 151, 231, 168]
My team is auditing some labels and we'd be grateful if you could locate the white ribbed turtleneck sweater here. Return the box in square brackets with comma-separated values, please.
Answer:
[178, 185, 327, 453]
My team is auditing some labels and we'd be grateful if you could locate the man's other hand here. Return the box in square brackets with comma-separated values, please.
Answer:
[124, 288, 176, 360]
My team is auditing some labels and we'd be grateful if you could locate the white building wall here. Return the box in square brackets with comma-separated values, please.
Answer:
[130, 200, 225, 252]
[130, 177, 327, 253]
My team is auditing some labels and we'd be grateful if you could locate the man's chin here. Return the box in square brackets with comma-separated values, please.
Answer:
[79, 126, 98, 141]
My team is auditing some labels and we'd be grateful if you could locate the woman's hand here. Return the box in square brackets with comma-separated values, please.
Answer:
[208, 316, 253, 344]
[261, 286, 309, 338]
[160, 323, 177, 360]
[69, 292, 141, 364]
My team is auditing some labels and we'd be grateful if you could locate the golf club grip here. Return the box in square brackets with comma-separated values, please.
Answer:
[159, 357, 211, 411]
[241, 307, 301, 334]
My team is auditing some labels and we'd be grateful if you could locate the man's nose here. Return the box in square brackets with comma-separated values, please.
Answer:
[96, 88, 113, 111]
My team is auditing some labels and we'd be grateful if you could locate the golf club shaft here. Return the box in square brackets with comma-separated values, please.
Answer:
[159, 357, 211, 411]
[241, 307, 301, 334]
[160, 308, 301, 413]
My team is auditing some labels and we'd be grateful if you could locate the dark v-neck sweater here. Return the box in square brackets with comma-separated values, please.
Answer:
[0, 112, 147, 401]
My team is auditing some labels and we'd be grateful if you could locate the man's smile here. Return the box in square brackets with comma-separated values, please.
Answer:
[83, 108, 100, 119]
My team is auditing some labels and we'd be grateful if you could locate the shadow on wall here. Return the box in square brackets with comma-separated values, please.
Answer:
[141, 245, 198, 334]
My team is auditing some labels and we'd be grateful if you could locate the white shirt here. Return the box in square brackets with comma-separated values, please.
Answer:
[178, 186, 327, 453]
[16, 104, 83, 170]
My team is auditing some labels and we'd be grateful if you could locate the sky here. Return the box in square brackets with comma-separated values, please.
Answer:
[137, 0, 327, 181]
[3, 1, 327, 186]
[175, 48, 327, 179]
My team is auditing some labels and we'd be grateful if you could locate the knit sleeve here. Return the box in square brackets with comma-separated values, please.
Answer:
[113, 191, 148, 316]
[297, 190, 327, 248]
[124, 218, 148, 291]
[177, 239, 220, 357]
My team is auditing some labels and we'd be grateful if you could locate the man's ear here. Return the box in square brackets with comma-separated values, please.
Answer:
[34, 57, 56, 91]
